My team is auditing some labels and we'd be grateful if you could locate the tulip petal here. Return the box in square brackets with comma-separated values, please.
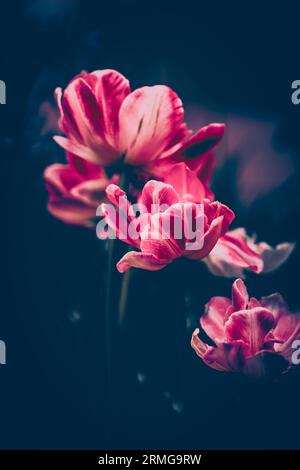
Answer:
[169, 123, 225, 161]
[163, 162, 207, 203]
[186, 152, 216, 186]
[186, 215, 224, 260]
[260, 293, 289, 321]
[44, 163, 82, 196]
[119, 85, 184, 164]
[203, 340, 248, 372]
[67, 153, 106, 179]
[139, 180, 180, 213]
[257, 241, 295, 273]
[87, 69, 130, 146]
[53, 135, 112, 165]
[200, 296, 232, 344]
[101, 202, 140, 248]
[70, 179, 108, 207]
[205, 228, 264, 278]
[47, 199, 96, 227]
[269, 302, 300, 359]
[231, 278, 249, 311]
[117, 251, 168, 272]
[225, 307, 275, 354]
[191, 329, 247, 372]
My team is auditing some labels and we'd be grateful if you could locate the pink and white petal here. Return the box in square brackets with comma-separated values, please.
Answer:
[273, 310, 300, 354]
[203, 340, 249, 372]
[203, 254, 246, 278]
[260, 293, 289, 321]
[100, 202, 140, 248]
[44, 163, 82, 195]
[67, 152, 105, 179]
[117, 250, 168, 272]
[256, 241, 295, 273]
[211, 231, 264, 275]
[139, 180, 180, 213]
[231, 278, 249, 311]
[104, 183, 137, 223]
[225, 307, 275, 354]
[186, 215, 224, 260]
[54, 87, 71, 135]
[119, 85, 184, 165]
[249, 297, 261, 309]
[140, 236, 182, 264]
[53, 135, 116, 166]
[63, 77, 104, 139]
[205, 201, 235, 235]
[200, 296, 232, 344]
[163, 163, 206, 203]
[191, 328, 212, 360]
[191, 329, 247, 372]
[70, 178, 109, 207]
[186, 152, 216, 185]
[87, 69, 130, 147]
[167, 123, 225, 162]
[47, 199, 96, 227]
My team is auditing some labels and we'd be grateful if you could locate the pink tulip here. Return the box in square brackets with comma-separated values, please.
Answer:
[53, 69, 224, 178]
[44, 153, 117, 227]
[101, 167, 234, 272]
[204, 227, 294, 278]
[192, 279, 300, 377]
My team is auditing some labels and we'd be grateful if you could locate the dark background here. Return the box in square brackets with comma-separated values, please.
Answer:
[1, 0, 300, 449]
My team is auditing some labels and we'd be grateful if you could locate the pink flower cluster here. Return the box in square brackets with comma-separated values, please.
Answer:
[44, 68, 298, 377]
[192, 279, 300, 377]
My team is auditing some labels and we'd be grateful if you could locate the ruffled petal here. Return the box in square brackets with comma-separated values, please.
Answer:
[205, 228, 264, 278]
[191, 329, 248, 372]
[139, 180, 179, 213]
[256, 241, 295, 273]
[100, 201, 140, 248]
[186, 215, 224, 260]
[117, 251, 168, 272]
[225, 307, 275, 354]
[200, 296, 232, 344]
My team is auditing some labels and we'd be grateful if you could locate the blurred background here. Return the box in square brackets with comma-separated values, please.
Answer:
[0, 0, 300, 449]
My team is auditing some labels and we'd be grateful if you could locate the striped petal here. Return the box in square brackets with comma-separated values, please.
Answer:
[119, 85, 184, 164]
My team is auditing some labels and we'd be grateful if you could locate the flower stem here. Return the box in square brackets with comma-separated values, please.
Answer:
[118, 268, 132, 327]
[105, 166, 131, 444]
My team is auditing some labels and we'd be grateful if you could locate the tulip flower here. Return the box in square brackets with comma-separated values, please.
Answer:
[100, 168, 234, 272]
[53, 69, 224, 181]
[191, 279, 300, 377]
[204, 227, 294, 278]
[44, 153, 117, 226]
